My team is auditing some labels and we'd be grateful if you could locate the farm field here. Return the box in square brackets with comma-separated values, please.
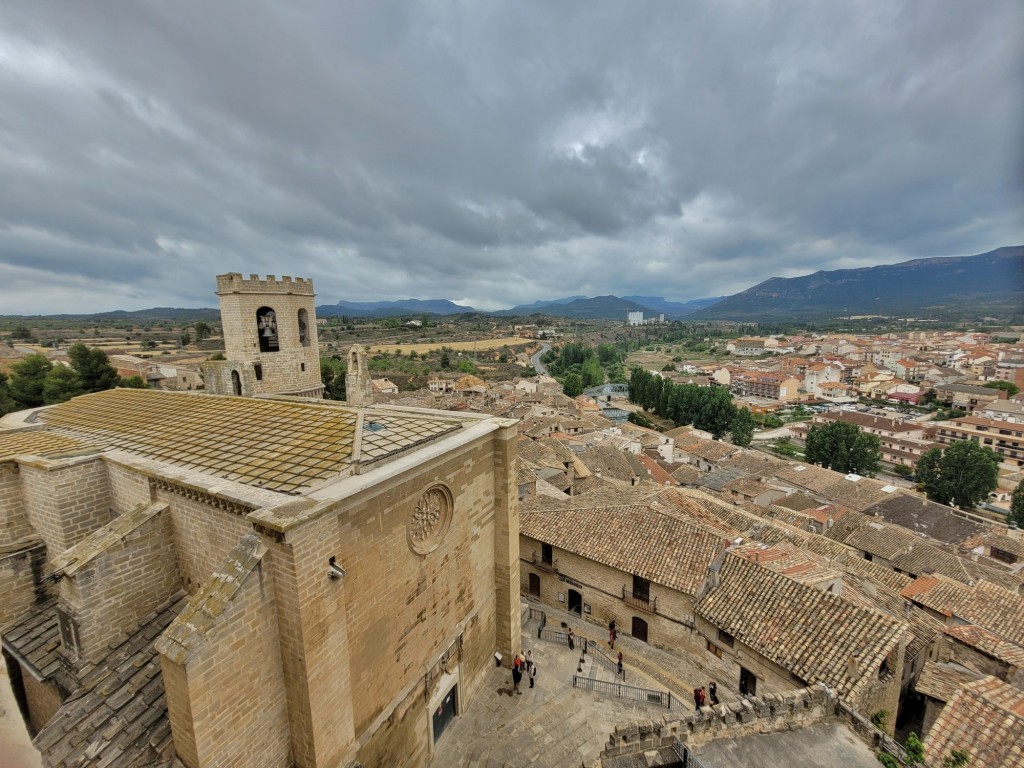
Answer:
[366, 336, 535, 355]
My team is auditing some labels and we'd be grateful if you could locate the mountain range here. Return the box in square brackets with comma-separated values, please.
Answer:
[4, 247, 1019, 324]
[689, 245, 1023, 322]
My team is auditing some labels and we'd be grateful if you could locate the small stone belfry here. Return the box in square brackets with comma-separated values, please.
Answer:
[202, 272, 324, 398]
[345, 344, 373, 406]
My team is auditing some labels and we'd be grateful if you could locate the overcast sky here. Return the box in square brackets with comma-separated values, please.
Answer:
[0, 1, 1021, 314]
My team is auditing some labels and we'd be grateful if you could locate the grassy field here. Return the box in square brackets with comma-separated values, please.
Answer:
[366, 336, 535, 355]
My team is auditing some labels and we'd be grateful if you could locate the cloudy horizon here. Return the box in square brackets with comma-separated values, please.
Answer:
[1, 1, 1021, 314]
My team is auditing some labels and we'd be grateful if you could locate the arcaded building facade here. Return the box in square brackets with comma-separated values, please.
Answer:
[0, 275, 521, 768]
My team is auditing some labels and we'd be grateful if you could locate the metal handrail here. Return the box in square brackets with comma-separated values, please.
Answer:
[622, 585, 657, 612]
[572, 675, 671, 708]
[531, 551, 559, 572]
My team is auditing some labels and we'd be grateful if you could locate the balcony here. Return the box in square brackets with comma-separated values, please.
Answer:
[622, 586, 657, 613]
[531, 551, 558, 573]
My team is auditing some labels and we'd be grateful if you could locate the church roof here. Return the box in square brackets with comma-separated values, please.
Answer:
[29, 388, 463, 494]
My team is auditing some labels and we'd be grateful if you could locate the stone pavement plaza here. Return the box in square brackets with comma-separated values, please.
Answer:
[432, 604, 740, 767]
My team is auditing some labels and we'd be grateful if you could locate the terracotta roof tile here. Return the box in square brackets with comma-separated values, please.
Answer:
[924, 677, 1024, 767]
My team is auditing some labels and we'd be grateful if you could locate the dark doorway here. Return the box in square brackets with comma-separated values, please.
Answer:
[739, 667, 757, 697]
[567, 589, 582, 615]
[631, 616, 648, 643]
[432, 684, 458, 743]
[231, 370, 242, 397]
[528, 573, 540, 598]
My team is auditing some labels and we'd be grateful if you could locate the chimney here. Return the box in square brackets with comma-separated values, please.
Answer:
[847, 655, 859, 680]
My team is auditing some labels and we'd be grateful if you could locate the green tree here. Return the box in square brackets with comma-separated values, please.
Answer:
[439, 349, 452, 370]
[68, 343, 119, 393]
[9, 354, 53, 408]
[562, 372, 584, 398]
[42, 365, 84, 404]
[0, 371, 17, 415]
[118, 375, 148, 389]
[9, 324, 33, 340]
[581, 356, 604, 388]
[320, 356, 347, 401]
[916, 441, 1000, 510]
[179, 330, 191, 346]
[984, 380, 1020, 397]
[730, 407, 756, 447]
[1011, 479, 1024, 528]
[193, 321, 212, 342]
[8, 354, 54, 409]
[804, 421, 881, 476]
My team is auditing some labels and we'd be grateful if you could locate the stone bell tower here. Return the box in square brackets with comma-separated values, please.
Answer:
[202, 273, 324, 398]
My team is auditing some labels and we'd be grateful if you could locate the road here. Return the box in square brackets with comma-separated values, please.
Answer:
[531, 343, 551, 374]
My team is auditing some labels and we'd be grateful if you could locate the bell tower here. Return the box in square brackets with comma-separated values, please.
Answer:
[202, 273, 324, 398]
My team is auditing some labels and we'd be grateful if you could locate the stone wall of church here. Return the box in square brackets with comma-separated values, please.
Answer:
[58, 508, 179, 665]
[0, 541, 46, 629]
[336, 433, 516, 768]
[107, 462, 153, 513]
[19, 456, 111, 563]
[162, 560, 291, 768]
[155, 485, 253, 594]
[0, 461, 32, 545]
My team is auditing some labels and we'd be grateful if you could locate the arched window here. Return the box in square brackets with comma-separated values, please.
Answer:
[298, 309, 310, 347]
[256, 306, 279, 353]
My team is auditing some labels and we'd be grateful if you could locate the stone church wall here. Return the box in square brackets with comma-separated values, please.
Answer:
[341, 435, 512, 767]
[162, 558, 290, 768]
[19, 456, 111, 563]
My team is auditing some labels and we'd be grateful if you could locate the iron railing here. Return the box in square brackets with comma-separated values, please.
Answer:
[531, 551, 558, 572]
[572, 675, 671, 708]
[670, 740, 710, 767]
[622, 586, 657, 612]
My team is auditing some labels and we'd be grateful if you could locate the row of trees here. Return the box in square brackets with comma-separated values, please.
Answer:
[0, 344, 141, 415]
[628, 367, 756, 445]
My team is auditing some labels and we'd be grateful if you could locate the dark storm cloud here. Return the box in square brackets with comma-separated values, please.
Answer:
[0, 0, 1020, 313]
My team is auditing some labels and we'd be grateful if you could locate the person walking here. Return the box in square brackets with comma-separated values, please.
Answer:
[512, 656, 523, 695]
[693, 687, 701, 710]
[567, 627, 575, 651]
[609, 620, 617, 649]
[529, 660, 537, 688]
[698, 686, 707, 708]
[525, 649, 534, 675]
[617, 651, 624, 680]
[709, 680, 719, 705]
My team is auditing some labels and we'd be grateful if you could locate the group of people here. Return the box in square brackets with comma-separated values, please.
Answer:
[511, 650, 537, 695]
[693, 681, 719, 710]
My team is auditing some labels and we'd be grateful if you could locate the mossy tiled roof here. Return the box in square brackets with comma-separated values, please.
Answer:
[33, 389, 461, 494]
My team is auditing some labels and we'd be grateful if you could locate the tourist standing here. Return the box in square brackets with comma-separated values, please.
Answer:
[617, 651, 624, 680]
[525, 649, 534, 675]
[512, 658, 523, 695]
[529, 661, 537, 688]
[609, 620, 617, 648]
[567, 627, 575, 651]
[709, 680, 719, 705]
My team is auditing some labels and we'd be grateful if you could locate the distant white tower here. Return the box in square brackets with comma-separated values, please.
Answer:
[202, 273, 324, 398]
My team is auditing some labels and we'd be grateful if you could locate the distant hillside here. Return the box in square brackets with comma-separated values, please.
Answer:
[690, 246, 1024, 322]
[316, 298, 478, 318]
[503, 295, 588, 313]
[621, 296, 724, 315]
[0, 307, 221, 323]
[494, 295, 662, 319]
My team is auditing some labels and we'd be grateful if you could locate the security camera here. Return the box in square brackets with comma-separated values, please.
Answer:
[328, 557, 346, 580]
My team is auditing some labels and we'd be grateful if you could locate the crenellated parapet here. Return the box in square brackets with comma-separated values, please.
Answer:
[216, 272, 316, 296]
